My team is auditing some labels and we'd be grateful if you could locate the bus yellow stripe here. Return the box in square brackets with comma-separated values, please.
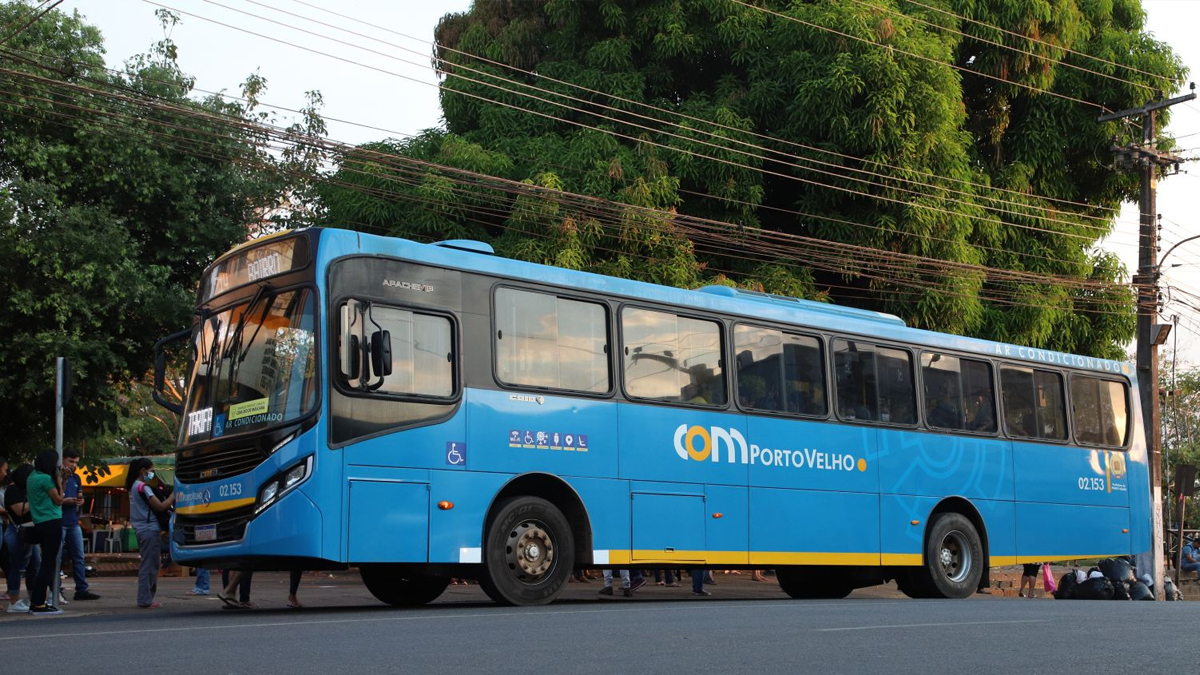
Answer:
[175, 498, 256, 515]
[599, 551, 1123, 567]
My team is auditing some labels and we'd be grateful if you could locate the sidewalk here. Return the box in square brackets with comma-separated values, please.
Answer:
[4, 566, 1069, 620]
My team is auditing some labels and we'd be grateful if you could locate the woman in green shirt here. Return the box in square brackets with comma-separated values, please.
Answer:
[27, 450, 65, 615]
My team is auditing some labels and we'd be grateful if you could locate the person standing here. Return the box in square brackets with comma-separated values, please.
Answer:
[126, 457, 175, 608]
[27, 450, 66, 615]
[59, 449, 98, 601]
[4, 463, 40, 613]
[190, 568, 211, 596]
[692, 568, 711, 597]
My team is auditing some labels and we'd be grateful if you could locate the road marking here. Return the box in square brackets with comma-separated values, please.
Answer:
[0, 599, 898, 641]
[818, 619, 1049, 632]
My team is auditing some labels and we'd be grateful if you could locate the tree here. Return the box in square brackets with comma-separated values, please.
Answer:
[0, 3, 302, 458]
[319, 0, 1182, 359]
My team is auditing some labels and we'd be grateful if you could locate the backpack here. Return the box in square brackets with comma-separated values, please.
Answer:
[138, 482, 172, 532]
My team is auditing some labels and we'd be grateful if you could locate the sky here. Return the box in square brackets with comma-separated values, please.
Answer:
[53, 0, 1200, 365]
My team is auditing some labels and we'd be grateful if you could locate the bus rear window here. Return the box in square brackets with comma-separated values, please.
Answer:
[1001, 366, 1067, 440]
[1071, 375, 1129, 447]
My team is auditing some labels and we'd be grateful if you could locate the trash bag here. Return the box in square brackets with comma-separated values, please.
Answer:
[1073, 569, 1088, 585]
[1099, 558, 1134, 583]
[1074, 576, 1115, 600]
[1055, 571, 1080, 600]
[1111, 580, 1131, 600]
[1165, 577, 1181, 601]
[1129, 581, 1154, 601]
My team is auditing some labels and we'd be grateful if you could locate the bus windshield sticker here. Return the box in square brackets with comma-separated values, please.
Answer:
[212, 413, 226, 439]
[229, 397, 270, 421]
[445, 442, 466, 466]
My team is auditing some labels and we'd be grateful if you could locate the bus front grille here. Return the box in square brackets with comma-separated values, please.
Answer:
[176, 445, 266, 483]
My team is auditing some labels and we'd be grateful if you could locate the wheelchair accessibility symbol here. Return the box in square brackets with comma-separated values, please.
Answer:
[445, 442, 466, 466]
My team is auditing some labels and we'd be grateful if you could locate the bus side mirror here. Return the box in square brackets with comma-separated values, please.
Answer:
[346, 335, 361, 380]
[370, 330, 392, 378]
[152, 328, 191, 415]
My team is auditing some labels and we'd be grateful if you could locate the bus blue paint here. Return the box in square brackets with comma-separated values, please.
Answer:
[163, 228, 1150, 603]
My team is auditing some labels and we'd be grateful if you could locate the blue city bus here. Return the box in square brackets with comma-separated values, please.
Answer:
[154, 227, 1149, 605]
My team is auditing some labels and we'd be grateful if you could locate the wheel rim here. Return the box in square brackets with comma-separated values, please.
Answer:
[937, 529, 972, 583]
[507, 519, 556, 584]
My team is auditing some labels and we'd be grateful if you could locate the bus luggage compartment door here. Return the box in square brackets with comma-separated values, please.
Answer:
[631, 491, 706, 562]
[348, 480, 429, 563]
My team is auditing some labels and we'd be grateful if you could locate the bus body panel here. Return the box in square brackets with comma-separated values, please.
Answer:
[748, 487, 880, 565]
[705, 484, 749, 565]
[348, 479, 429, 562]
[618, 405, 748, 486]
[746, 416, 877, 492]
[631, 487, 707, 562]
[339, 413, 468, 473]
[468, 389, 616, 478]
[566, 476, 632, 561]
[428, 469, 511, 563]
[876, 429, 1013, 502]
[1015, 502, 1130, 561]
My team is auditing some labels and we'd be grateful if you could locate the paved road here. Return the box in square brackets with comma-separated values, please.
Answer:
[0, 574, 1192, 674]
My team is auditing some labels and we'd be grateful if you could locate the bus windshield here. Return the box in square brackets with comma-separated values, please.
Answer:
[179, 288, 318, 445]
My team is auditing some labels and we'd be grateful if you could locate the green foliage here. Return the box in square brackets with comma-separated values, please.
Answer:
[319, 0, 1182, 358]
[0, 3, 298, 457]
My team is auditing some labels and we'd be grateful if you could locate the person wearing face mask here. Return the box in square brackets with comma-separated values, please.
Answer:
[126, 457, 175, 608]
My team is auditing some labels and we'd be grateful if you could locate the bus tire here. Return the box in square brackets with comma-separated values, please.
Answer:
[906, 512, 983, 599]
[479, 495, 575, 606]
[359, 564, 450, 606]
[776, 567, 854, 599]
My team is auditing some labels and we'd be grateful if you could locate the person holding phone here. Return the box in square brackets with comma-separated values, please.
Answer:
[60, 449, 98, 601]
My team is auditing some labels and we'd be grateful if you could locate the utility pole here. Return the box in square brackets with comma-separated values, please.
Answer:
[1100, 85, 1195, 600]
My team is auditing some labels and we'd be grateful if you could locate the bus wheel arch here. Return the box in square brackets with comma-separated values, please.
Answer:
[901, 497, 989, 598]
[478, 474, 591, 606]
[485, 473, 594, 567]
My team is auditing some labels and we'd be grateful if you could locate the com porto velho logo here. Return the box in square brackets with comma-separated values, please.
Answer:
[672, 424, 867, 472]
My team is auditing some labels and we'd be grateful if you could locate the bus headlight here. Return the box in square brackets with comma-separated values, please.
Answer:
[256, 456, 312, 514]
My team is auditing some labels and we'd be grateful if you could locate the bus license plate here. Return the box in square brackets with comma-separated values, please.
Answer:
[195, 524, 217, 542]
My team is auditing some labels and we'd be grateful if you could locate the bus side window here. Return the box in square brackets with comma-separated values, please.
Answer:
[922, 353, 995, 432]
[1001, 367, 1037, 437]
[1072, 375, 1129, 447]
[834, 340, 878, 421]
[623, 307, 725, 406]
[734, 326, 825, 416]
[495, 288, 609, 394]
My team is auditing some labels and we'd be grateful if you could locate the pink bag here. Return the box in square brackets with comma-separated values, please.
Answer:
[1042, 564, 1057, 593]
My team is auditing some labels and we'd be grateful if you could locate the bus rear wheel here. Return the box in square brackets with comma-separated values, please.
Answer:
[900, 512, 983, 599]
[776, 567, 854, 599]
[479, 496, 575, 606]
[359, 564, 450, 606]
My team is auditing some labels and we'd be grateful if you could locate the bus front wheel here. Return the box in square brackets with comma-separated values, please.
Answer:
[479, 495, 575, 606]
[776, 567, 854, 599]
[901, 512, 983, 599]
[359, 564, 450, 606]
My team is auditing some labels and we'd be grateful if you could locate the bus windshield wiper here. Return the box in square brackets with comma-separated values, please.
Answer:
[221, 283, 271, 399]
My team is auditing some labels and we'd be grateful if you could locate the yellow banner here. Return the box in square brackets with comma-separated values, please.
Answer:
[229, 397, 269, 421]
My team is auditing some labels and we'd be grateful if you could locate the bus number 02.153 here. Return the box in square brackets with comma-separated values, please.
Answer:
[1078, 477, 1106, 491]
[218, 483, 243, 498]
